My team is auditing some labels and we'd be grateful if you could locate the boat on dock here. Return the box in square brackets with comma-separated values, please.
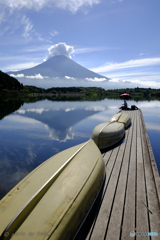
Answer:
[109, 111, 131, 129]
[90, 112, 131, 150]
[90, 121, 125, 150]
[82, 110, 160, 240]
[0, 139, 105, 240]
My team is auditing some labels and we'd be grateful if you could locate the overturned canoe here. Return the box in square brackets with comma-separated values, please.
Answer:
[91, 121, 125, 150]
[109, 111, 131, 129]
[0, 139, 105, 240]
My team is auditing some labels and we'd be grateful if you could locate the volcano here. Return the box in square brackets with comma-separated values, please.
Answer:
[8, 55, 108, 80]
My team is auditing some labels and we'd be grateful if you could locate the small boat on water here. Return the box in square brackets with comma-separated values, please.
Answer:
[0, 140, 105, 240]
[109, 111, 131, 129]
[91, 121, 125, 150]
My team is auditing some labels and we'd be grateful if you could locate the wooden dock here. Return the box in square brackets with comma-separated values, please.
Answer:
[76, 110, 160, 240]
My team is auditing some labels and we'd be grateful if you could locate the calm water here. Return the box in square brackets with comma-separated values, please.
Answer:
[0, 98, 160, 200]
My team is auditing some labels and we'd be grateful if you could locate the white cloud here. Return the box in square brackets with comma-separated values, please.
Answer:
[2, 115, 41, 125]
[65, 76, 75, 80]
[108, 78, 120, 83]
[1, 0, 100, 13]
[50, 30, 59, 37]
[0, 11, 34, 38]
[89, 115, 109, 122]
[106, 71, 160, 79]
[74, 46, 117, 54]
[12, 76, 111, 89]
[108, 77, 160, 88]
[85, 77, 107, 81]
[26, 74, 48, 79]
[24, 45, 50, 52]
[1, 0, 46, 11]
[7, 62, 40, 71]
[138, 101, 160, 108]
[44, 42, 74, 61]
[10, 73, 48, 79]
[49, 127, 74, 142]
[15, 109, 25, 114]
[55, 0, 100, 13]
[101, 68, 160, 89]
[145, 123, 160, 131]
[85, 106, 106, 111]
[22, 16, 34, 38]
[0, 10, 5, 24]
[91, 58, 160, 73]
[65, 108, 75, 112]
[10, 73, 24, 78]
[16, 108, 50, 114]
[124, 79, 160, 88]
[107, 70, 160, 88]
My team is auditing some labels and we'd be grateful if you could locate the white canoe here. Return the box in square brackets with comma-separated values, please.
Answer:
[91, 121, 125, 150]
[0, 139, 105, 240]
[109, 111, 131, 129]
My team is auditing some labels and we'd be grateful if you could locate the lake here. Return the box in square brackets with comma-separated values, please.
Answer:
[0, 97, 160, 200]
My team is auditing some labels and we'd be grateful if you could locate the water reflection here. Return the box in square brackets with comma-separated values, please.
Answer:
[0, 98, 111, 199]
[0, 98, 160, 200]
[14, 103, 108, 142]
[0, 98, 23, 120]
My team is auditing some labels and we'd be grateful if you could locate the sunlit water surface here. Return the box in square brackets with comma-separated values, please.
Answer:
[0, 99, 160, 200]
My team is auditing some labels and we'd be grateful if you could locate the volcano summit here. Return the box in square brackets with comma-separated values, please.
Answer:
[8, 55, 109, 88]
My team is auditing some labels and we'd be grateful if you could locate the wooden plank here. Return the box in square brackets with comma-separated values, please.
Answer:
[136, 110, 149, 238]
[105, 111, 134, 240]
[140, 110, 160, 208]
[121, 111, 136, 239]
[83, 148, 117, 240]
[86, 146, 120, 240]
[140, 111, 160, 239]
[81, 110, 160, 240]
[87, 123, 130, 240]
[103, 150, 113, 166]
[144, 165, 160, 240]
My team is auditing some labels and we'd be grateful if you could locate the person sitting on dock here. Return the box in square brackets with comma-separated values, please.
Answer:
[119, 100, 130, 110]
[123, 100, 127, 109]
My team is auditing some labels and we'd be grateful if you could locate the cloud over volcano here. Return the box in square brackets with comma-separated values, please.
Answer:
[44, 42, 74, 61]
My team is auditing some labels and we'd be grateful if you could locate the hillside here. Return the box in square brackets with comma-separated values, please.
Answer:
[0, 71, 23, 91]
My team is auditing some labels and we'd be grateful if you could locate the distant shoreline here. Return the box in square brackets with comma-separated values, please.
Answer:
[0, 87, 160, 102]
[0, 93, 85, 96]
[1, 70, 160, 101]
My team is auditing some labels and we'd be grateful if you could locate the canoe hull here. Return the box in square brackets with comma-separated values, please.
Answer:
[109, 111, 131, 129]
[91, 122, 125, 150]
[0, 140, 105, 240]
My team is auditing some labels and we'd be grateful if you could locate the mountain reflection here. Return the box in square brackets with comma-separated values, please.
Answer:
[0, 98, 109, 200]
[15, 106, 105, 141]
[0, 98, 160, 201]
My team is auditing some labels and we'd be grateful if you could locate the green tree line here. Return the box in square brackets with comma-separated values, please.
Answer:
[105, 87, 160, 100]
[0, 70, 160, 100]
[0, 70, 23, 93]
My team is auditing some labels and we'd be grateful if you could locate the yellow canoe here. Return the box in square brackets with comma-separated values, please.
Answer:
[91, 121, 125, 150]
[109, 111, 131, 129]
[0, 140, 105, 240]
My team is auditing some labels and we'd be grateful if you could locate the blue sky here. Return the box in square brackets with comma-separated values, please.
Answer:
[0, 0, 160, 88]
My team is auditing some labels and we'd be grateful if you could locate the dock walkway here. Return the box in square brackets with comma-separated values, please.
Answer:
[76, 110, 160, 240]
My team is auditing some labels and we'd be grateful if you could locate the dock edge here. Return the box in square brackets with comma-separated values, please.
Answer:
[140, 109, 160, 208]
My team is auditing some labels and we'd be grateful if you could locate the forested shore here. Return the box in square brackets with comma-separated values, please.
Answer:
[0, 70, 160, 101]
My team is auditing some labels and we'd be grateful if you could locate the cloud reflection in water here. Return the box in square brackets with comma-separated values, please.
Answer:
[0, 98, 160, 200]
